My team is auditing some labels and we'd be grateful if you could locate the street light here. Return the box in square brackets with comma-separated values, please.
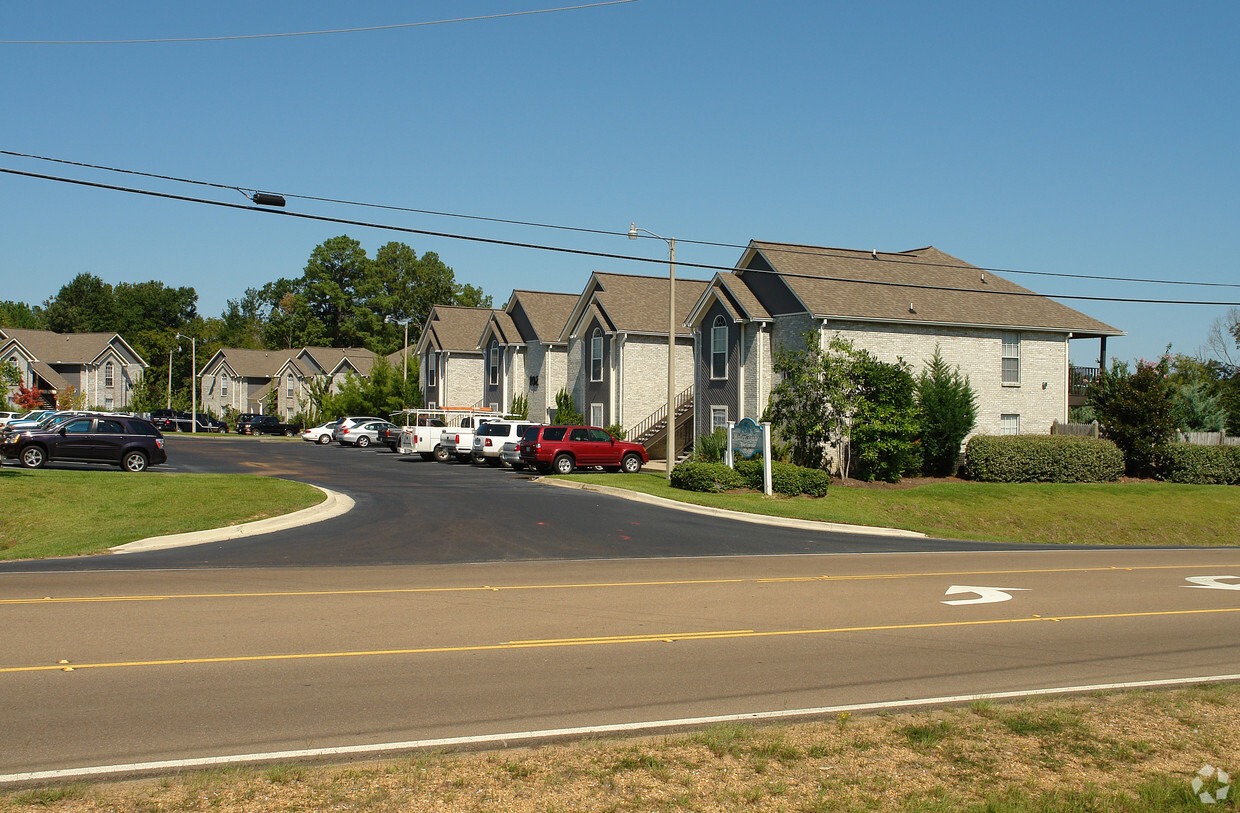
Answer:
[386, 315, 413, 382]
[176, 333, 196, 434]
[628, 222, 676, 481]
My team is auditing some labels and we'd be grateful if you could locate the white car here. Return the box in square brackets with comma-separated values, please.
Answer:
[331, 416, 385, 443]
[301, 421, 338, 445]
[338, 420, 396, 448]
[471, 420, 540, 466]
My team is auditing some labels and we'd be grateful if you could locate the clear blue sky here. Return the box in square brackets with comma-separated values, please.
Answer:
[4, 0, 1238, 366]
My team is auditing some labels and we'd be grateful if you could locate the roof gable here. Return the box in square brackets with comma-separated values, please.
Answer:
[560, 272, 710, 340]
[738, 241, 1122, 336]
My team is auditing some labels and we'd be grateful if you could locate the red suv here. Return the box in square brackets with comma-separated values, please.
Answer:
[518, 425, 648, 475]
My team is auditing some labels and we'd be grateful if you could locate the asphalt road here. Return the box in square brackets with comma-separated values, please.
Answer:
[2, 437, 1239, 782]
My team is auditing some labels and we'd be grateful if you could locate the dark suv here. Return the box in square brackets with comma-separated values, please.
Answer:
[517, 425, 648, 475]
[2, 415, 167, 472]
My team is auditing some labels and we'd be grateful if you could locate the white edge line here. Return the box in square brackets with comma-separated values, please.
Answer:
[5, 672, 1239, 785]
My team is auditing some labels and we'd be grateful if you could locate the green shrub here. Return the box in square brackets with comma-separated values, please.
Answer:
[676, 459, 829, 496]
[695, 429, 728, 463]
[964, 435, 1124, 483]
[1158, 444, 1240, 484]
[670, 462, 744, 492]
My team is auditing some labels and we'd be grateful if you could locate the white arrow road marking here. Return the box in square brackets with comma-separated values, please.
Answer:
[942, 585, 1030, 606]
[1184, 576, 1240, 591]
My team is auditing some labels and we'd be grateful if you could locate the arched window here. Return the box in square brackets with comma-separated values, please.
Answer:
[104, 361, 115, 388]
[489, 342, 500, 386]
[711, 316, 728, 379]
[590, 329, 604, 382]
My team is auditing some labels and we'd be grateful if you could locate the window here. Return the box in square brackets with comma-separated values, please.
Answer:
[287, 375, 295, 398]
[427, 401, 437, 410]
[590, 329, 604, 382]
[104, 362, 114, 388]
[590, 428, 611, 442]
[98, 419, 124, 434]
[426, 353, 437, 388]
[104, 397, 114, 410]
[1001, 414, 1020, 435]
[65, 419, 93, 434]
[489, 344, 500, 386]
[711, 316, 728, 379]
[1002, 333, 1020, 385]
[570, 427, 591, 441]
[590, 402, 604, 427]
[711, 406, 728, 432]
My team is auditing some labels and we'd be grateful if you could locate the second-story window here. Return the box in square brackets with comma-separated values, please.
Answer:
[426, 352, 438, 388]
[489, 344, 499, 386]
[711, 316, 728, 379]
[590, 329, 604, 382]
[287, 375, 294, 398]
[1002, 333, 1021, 385]
[221, 376, 228, 397]
[104, 361, 114, 388]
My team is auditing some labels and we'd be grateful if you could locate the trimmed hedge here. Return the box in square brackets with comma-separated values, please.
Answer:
[1158, 444, 1240, 484]
[672, 460, 830, 496]
[964, 435, 1124, 483]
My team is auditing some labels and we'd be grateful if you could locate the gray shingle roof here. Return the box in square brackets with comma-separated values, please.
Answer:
[565, 272, 711, 338]
[420, 306, 500, 353]
[0, 328, 145, 365]
[508, 290, 578, 342]
[741, 242, 1122, 336]
[205, 348, 299, 378]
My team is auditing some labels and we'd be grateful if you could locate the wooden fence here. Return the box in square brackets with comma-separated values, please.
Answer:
[1178, 431, 1240, 447]
[1050, 420, 1099, 438]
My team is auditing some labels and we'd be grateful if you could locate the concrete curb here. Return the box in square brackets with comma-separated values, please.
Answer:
[536, 477, 926, 538]
[109, 485, 355, 554]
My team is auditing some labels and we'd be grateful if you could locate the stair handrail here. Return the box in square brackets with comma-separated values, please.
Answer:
[628, 386, 694, 441]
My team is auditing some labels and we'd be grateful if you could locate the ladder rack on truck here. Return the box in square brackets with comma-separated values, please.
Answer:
[392, 407, 507, 462]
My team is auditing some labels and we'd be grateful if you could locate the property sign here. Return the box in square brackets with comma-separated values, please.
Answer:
[731, 418, 764, 459]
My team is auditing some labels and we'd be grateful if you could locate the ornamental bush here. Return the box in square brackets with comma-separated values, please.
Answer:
[670, 462, 744, 492]
[672, 459, 829, 496]
[1158, 444, 1240, 484]
[964, 435, 1124, 483]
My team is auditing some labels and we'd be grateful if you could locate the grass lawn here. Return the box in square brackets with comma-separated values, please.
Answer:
[0, 468, 324, 560]
[561, 472, 1240, 547]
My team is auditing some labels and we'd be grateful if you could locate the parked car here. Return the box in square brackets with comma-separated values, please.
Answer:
[1, 409, 59, 433]
[151, 411, 226, 432]
[338, 420, 396, 448]
[517, 425, 648, 475]
[331, 416, 386, 443]
[243, 415, 302, 436]
[439, 414, 501, 463]
[500, 441, 525, 470]
[233, 413, 261, 434]
[377, 423, 403, 451]
[301, 421, 339, 444]
[2, 414, 167, 472]
[392, 410, 450, 461]
[471, 420, 539, 466]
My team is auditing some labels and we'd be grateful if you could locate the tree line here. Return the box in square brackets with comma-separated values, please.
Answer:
[0, 235, 490, 414]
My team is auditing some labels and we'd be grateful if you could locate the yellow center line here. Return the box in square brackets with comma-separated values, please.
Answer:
[5, 608, 1238, 675]
[4, 564, 1238, 606]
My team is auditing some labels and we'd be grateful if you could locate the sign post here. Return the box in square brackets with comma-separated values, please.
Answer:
[729, 417, 772, 496]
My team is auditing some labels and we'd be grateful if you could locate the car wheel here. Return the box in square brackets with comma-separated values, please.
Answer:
[552, 454, 575, 475]
[284, 428, 295, 436]
[317, 433, 331, 445]
[121, 451, 148, 472]
[20, 446, 46, 469]
[433, 445, 449, 462]
[357, 436, 371, 447]
[621, 453, 642, 474]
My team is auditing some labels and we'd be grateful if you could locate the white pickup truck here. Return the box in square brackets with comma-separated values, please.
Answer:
[438, 414, 502, 463]
[393, 408, 500, 462]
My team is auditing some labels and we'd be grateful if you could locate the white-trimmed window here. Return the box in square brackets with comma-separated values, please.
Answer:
[711, 316, 728, 379]
[427, 400, 437, 410]
[590, 402, 604, 427]
[590, 329, 604, 382]
[221, 376, 228, 398]
[1001, 333, 1020, 385]
[426, 352, 438, 388]
[287, 375, 295, 398]
[1001, 414, 1020, 435]
[489, 344, 500, 386]
[104, 361, 114, 388]
[711, 405, 728, 433]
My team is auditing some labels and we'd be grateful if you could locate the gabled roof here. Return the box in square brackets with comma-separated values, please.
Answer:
[480, 311, 523, 349]
[298, 347, 378, 378]
[686, 273, 773, 327]
[199, 348, 298, 378]
[0, 328, 148, 367]
[505, 290, 578, 343]
[559, 272, 711, 341]
[737, 242, 1123, 337]
[415, 306, 499, 355]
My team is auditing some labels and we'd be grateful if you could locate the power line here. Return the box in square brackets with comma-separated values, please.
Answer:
[5, 148, 1237, 292]
[5, 165, 1239, 308]
[0, 1, 640, 45]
